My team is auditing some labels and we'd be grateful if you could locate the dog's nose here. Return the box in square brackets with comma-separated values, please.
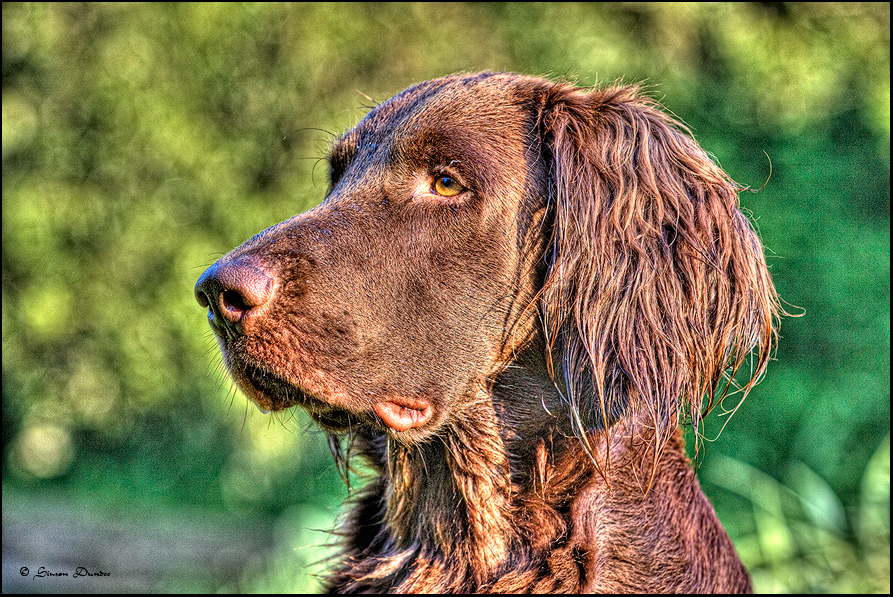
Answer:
[195, 260, 274, 338]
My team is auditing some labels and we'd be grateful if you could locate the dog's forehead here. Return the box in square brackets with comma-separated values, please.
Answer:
[348, 74, 532, 147]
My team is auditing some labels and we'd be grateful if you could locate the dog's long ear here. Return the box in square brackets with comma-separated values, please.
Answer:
[538, 84, 780, 458]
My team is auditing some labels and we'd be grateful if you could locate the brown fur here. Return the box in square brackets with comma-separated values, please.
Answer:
[195, 72, 780, 593]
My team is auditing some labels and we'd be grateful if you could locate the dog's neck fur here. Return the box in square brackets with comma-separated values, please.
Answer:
[384, 400, 518, 585]
[327, 342, 751, 593]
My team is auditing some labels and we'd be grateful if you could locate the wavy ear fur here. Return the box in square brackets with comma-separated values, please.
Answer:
[538, 84, 780, 460]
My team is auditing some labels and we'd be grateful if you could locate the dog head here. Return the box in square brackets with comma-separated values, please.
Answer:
[196, 72, 779, 450]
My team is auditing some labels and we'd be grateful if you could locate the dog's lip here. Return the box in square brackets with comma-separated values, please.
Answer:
[236, 362, 301, 412]
[234, 359, 434, 432]
[373, 397, 433, 431]
[242, 373, 355, 431]
[306, 407, 361, 432]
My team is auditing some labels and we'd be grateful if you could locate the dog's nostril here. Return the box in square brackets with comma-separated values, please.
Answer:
[221, 289, 250, 316]
[195, 260, 275, 331]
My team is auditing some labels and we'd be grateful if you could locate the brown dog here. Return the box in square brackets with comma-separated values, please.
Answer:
[195, 72, 780, 593]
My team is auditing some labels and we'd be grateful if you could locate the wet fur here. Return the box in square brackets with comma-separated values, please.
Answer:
[196, 72, 780, 593]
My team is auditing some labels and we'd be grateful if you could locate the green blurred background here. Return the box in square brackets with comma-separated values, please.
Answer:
[2, 2, 888, 593]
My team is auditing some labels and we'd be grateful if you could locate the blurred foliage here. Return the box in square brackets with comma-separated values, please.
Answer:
[2, 2, 889, 593]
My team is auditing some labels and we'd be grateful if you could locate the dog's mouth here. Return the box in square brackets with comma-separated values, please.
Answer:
[231, 360, 433, 433]
[238, 362, 300, 411]
[233, 362, 350, 430]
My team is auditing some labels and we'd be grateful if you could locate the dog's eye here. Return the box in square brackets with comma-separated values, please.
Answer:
[432, 176, 464, 197]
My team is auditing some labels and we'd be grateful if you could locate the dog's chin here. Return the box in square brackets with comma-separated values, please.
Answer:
[233, 362, 301, 412]
[229, 361, 377, 433]
[230, 358, 438, 437]
[305, 408, 364, 432]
